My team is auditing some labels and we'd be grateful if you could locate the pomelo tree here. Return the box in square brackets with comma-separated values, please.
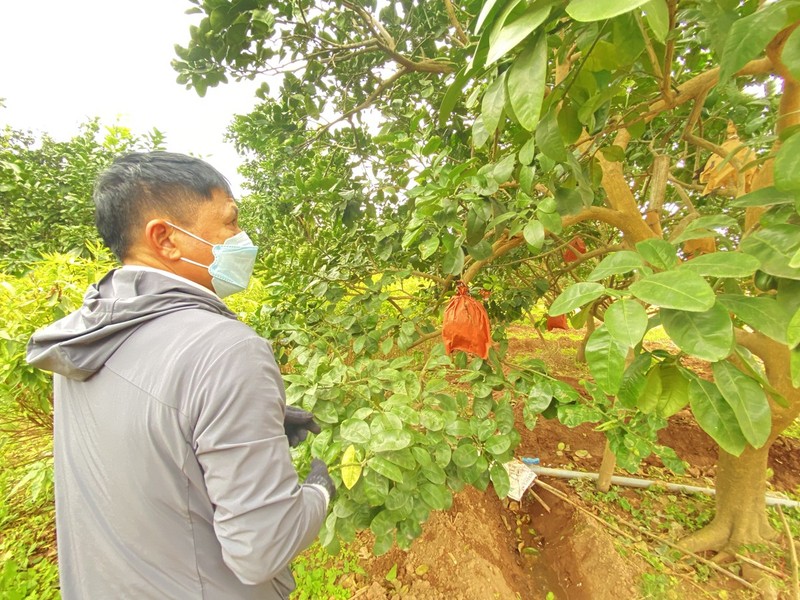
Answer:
[174, 0, 800, 558]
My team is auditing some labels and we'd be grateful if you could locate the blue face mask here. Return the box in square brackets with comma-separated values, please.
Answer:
[167, 222, 259, 298]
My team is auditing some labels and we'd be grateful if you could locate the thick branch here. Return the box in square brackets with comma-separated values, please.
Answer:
[444, 0, 469, 46]
[646, 154, 669, 236]
[560, 206, 652, 242]
[462, 235, 525, 284]
[734, 329, 800, 440]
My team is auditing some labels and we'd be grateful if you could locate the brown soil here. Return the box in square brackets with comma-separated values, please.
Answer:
[338, 328, 800, 599]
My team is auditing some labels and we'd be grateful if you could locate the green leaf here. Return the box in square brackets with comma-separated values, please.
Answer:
[549, 282, 607, 316]
[678, 252, 761, 278]
[782, 26, 800, 81]
[566, 0, 649, 22]
[656, 366, 690, 418]
[788, 306, 800, 348]
[604, 299, 648, 348]
[467, 240, 494, 261]
[535, 110, 567, 162]
[519, 136, 536, 165]
[741, 224, 800, 280]
[526, 383, 553, 414]
[731, 186, 798, 207]
[445, 419, 471, 437]
[635, 239, 678, 270]
[523, 219, 545, 250]
[420, 408, 446, 432]
[485, 434, 511, 456]
[672, 215, 739, 244]
[558, 101, 582, 144]
[719, 3, 791, 83]
[439, 67, 469, 127]
[643, 0, 669, 42]
[368, 456, 405, 483]
[419, 236, 440, 260]
[370, 429, 413, 452]
[618, 352, 652, 408]
[712, 361, 771, 449]
[791, 246, 800, 270]
[775, 131, 800, 192]
[585, 326, 628, 395]
[487, 1, 552, 66]
[452, 442, 480, 468]
[420, 483, 452, 510]
[421, 461, 447, 485]
[689, 378, 747, 457]
[717, 295, 789, 344]
[637, 366, 662, 413]
[443, 246, 465, 276]
[587, 251, 645, 281]
[466, 205, 488, 246]
[489, 462, 511, 498]
[340, 419, 372, 444]
[481, 72, 507, 135]
[507, 34, 547, 131]
[660, 304, 734, 362]
[474, 0, 505, 34]
[629, 271, 716, 312]
[473, 115, 491, 148]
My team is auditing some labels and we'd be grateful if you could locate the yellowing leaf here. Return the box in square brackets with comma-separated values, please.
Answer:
[341, 444, 362, 490]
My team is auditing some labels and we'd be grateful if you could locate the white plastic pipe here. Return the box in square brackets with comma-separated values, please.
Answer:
[528, 465, 800, 509]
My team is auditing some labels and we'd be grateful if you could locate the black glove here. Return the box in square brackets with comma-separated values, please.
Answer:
[284, 405, 321, 447]
[304, 458, 336, 501]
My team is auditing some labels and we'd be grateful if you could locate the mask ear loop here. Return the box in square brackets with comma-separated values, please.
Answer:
[166, 222, 215, 247]
[166, 222, 214, 269]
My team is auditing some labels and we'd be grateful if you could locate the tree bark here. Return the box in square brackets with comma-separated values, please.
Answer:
[596, 440, 617, 492]
[681, 445, 775, 554]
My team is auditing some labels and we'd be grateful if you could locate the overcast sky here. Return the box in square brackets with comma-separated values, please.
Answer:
[0, 0, 261, 194]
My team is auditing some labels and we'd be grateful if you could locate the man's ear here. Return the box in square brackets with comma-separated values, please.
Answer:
[144, 219, 181, 261]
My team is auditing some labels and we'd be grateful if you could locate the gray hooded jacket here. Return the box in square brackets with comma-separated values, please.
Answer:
[27, 267, 327, 599]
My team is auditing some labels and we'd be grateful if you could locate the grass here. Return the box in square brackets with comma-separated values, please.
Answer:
[0, 431, 59, 600]
[569, 477, 800, 598]
[290, 542, 364, 599]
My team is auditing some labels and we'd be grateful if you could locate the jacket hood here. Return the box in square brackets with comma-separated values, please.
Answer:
[26, 268, 237, 381]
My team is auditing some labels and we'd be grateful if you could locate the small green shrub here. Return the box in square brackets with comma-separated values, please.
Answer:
[290, 542, 363, 600]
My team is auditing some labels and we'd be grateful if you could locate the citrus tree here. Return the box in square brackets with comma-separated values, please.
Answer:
[174, 0, 800, 559]
[0, 120, 165, 272]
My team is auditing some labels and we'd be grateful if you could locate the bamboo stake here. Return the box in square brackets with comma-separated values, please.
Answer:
[734, 553, 788, 580]
[778, 506, 800, 600]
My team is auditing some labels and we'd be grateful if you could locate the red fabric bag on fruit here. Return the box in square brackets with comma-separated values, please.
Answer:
[546, 315, 569, 331]
[563, 237, 586, 262]
[442, 283, 491, 359]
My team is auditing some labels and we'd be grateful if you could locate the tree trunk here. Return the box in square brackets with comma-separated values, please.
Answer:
[681, 444, 776, 554]
[596, 440, 617, 492]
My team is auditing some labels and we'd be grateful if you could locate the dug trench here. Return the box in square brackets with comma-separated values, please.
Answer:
[345, 409, 800, 600]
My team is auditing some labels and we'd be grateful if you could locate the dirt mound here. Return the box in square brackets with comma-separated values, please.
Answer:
[355, 486, 552, 599]
[354, 481, 643, 600]
[525, 484, 643, 599]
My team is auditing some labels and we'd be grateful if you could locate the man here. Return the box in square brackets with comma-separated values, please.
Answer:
[26, 152, 336, 599]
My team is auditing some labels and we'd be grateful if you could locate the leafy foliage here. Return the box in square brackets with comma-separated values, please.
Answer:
[0, 120, 164, 272]
[173, 0, 800, 554]
[0, 251, 115, 600]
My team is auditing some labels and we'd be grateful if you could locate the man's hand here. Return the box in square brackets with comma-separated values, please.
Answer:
[284, 405, 321, 447]
[304, 458, 336, 501]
